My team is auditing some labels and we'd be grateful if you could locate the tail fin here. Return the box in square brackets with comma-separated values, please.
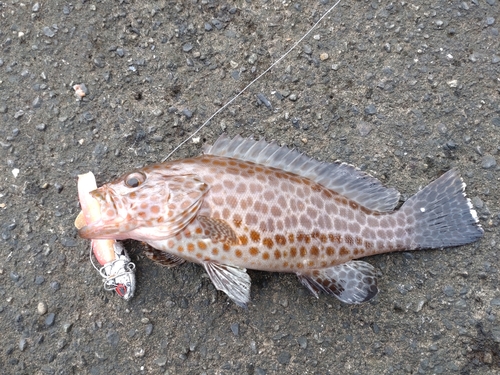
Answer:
[400, 169, 483, 249]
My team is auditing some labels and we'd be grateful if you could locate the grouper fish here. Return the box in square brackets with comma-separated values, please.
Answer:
[78, 134, 483, 307]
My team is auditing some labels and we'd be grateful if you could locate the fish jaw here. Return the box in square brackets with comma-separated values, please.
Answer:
[79, 221, 139, 240]
[77, 186, 139, 239]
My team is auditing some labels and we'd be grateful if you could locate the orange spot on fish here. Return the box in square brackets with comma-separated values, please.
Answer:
[196, 253, 202, 259]
[310, 246, 320, 257]
[212, 248, 219, 255]
[326, 247, 335, 256]
[187, 243, 195, 252]
[235, 249, 243, 258]
[263, 238, 274, 249]
[249, 247, 259, 256]
[195, 227, 203, 235]
[339, 246, 349, 256]
[178, 246, 184, 252]
[250, 230, 260, 242]
[344, 235, 354, 245]
[223, 243, 230, 252]
[274, 250, 281, 259]
[262, 252, 270, 260]
[212, 159, 227, 167]
[300, 247, 307, 257]
[233, 214, 242, 228]
[239, 235, 248, 246]
[198, 241, 207, 250]
[288, 234, 295, 243]
[275, 234, 286, 246]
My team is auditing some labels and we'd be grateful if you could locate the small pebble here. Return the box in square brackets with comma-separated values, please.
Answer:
[182, 43, 193, 52]
[107, 330, 119, 347]
[277, 351, 291, 364]
[36, 123, 46, 131]
[62, 322, 73, 333]
[297, 337, 307, 349]
[43, 26, 55, 37]
[45, 313, 55, 326]
[319, 52, 329, 60]
[481, 155, 497, 169]
[37, 302, 47, 315]
[154, 356, 168, 366]
[357, 121, 373, 136]
[50, 281, 60, 291]
[365, 104, 377, 115]
[230, 323, 239, 336]
[256, 93, 272, 109]
[35, 275, 45, 285]
[19, 338, 27, 351]
[73, 83, 88, 99]
[182, 109, 193, 118]
[10, 271, 20, 282]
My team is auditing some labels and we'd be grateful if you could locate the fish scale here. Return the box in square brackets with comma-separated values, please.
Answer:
[79, 134, 483, 307]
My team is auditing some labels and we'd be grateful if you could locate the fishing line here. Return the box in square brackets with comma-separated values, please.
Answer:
[162, 0, 343, 162]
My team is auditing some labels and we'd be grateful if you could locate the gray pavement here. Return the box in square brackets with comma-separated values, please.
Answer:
[0, 0, 499, 374]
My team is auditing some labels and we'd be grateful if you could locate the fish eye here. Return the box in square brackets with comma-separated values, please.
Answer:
[124, 172, 146, 188]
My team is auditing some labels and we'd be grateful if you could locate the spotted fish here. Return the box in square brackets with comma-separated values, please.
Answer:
[79, 134, 483, 307]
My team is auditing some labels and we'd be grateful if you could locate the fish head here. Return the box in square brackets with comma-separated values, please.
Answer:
[78, 166, 208, 240]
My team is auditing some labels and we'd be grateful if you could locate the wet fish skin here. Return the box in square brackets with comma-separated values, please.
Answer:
[79, 135, 483, 307]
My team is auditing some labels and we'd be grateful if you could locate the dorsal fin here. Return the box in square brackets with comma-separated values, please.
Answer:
[203, 134, 400, 212]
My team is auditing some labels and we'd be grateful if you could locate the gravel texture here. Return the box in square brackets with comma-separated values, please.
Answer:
[0, 0, 499, 374]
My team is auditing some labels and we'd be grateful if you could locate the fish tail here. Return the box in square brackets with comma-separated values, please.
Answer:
[399, 169, 483, 249]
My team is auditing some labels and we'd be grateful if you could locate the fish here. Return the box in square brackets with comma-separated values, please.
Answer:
[78, 134, 484, 307]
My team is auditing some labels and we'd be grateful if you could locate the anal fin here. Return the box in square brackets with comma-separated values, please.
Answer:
[203, 262, 251, 308]
[142, 244, 186, 268]
[297, 261, 378, 304]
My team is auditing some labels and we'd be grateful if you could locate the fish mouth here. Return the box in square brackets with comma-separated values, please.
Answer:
[78, 188, 139, 240]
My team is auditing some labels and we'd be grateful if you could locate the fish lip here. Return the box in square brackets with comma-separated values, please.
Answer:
[78, 186, 122, 239]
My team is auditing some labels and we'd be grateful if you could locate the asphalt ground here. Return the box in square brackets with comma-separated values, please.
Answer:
[0, 0, 499, 374]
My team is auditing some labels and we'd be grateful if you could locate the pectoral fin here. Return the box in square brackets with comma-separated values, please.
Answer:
[203, 262, 251, 308]
[198, 215, 238, 244]
[297, 261, 378, 304]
